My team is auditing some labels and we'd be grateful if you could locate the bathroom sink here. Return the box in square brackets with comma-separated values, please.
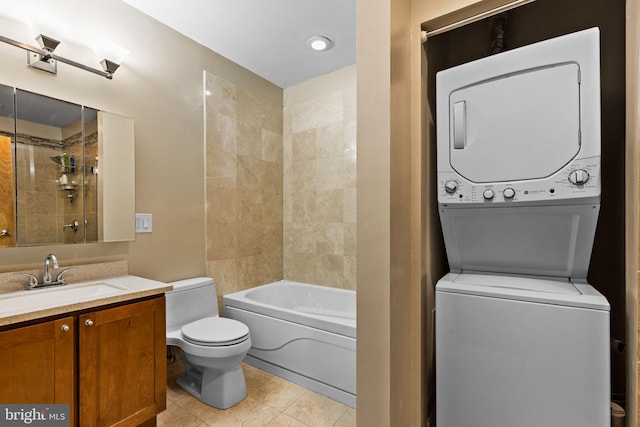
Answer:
[0, 282, 128, 313]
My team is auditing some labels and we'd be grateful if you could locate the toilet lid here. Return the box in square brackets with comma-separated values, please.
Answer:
[181, 317, 249, 346]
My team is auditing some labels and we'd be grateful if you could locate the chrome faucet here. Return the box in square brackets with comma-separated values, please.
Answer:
[14, 254, 76, 290]
[43, 253, 59, 284]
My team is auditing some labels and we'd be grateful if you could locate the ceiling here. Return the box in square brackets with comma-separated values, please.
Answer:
[121, 0, 356, 88]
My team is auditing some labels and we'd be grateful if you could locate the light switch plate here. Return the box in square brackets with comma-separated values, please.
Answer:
[135, 213, 152, 233]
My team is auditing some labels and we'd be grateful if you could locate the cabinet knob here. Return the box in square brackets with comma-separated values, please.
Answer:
[84, 319, 94, 327]
[60, 324, 70, 332]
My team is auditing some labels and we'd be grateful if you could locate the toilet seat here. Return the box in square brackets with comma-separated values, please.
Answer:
[181, 317, 250, 347]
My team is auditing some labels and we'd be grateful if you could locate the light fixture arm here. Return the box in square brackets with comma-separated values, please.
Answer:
[0, 34, 117, 79]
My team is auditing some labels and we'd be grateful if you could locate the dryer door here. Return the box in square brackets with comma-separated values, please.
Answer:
[449, 63, 581, 183]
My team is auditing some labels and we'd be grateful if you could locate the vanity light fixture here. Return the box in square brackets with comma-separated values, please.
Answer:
[28, 34, 60, 74]
[0, 33, 121, 79]
[35, 34, 60, 56]
[306, 36, 334, 52]
[99, 59, 120, 78]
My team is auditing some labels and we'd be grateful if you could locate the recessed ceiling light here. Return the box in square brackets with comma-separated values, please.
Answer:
[306, 36, 334, 52]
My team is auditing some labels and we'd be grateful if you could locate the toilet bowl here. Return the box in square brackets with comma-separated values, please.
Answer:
[166, 277, 251, 409]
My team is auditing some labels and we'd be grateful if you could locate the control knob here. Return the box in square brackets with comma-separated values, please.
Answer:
[444, 180, 458, 195]
[503, 188, 515, 199]
[483, 189, 495, 200]
[568, 169, 590, 185]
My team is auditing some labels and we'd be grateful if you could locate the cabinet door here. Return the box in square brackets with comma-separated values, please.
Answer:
[79, 297, 166, 427]
[0, 317, 76, 426]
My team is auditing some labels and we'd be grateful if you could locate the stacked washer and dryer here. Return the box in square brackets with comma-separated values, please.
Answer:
[435, 28, 611, 426]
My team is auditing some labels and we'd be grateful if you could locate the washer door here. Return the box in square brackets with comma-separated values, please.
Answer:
[439, 203, 600, 278]
[449, 63, 580, 183]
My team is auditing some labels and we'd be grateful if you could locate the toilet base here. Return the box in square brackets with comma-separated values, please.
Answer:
[177, 352, 247, 409]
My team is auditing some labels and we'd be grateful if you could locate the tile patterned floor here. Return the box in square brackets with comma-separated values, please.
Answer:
[159, 362, 356, 426]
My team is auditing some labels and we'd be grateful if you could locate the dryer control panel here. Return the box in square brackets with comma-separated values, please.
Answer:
[438, 156, 600, 205]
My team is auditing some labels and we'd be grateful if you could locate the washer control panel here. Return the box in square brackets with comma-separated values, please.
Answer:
[438, 157, 600, 204]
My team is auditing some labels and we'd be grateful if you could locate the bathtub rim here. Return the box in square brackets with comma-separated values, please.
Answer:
[222, 280, 356, 339]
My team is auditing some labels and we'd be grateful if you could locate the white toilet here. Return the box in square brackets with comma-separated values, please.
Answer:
[166, 277, 251, 409]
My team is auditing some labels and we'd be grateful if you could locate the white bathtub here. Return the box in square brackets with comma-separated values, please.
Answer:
[222, 280, 356, 407]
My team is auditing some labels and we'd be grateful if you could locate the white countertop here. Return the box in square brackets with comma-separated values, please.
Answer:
[0, 275, 172, 327]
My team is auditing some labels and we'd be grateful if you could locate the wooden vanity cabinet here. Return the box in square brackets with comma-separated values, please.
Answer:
[0, 316, 76, 426]
[0, 296, 166, 427]
[79, 297, 166, 427]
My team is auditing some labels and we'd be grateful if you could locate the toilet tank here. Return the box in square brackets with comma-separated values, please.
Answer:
[166, 277, 219, 332]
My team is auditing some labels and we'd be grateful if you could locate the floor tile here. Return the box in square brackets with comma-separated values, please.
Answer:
[252, 376, 309, 411]
[160, 361, 355, 427]
[283, 391, 349, 427]
[202, 397, 279, 426]
[167, 375, 194, 405]
[158, 401, 208, 427]
[265, 413, 309, 426]
[333, 407, 356, 427]
[243, 363, 274, 389]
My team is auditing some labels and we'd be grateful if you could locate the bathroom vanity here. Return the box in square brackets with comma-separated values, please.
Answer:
[0, 275, 171, 427]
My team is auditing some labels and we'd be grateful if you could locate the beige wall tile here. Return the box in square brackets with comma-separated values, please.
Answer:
[237, 255, 273, 289]
[257, 97, 283, 135]
[292, 99, 319, 133]
[237, 155, 263, 190]
[283, 68, 357, 290]
[206, 259, 238, 298]
[237, 222, 264, 257]
[206, 186, 237, 224]
[344, 187, 357, 223]
[262, 191, 283, 223]
[262, 129, 283, 163]
[205, 75, 237, 118]
[291, 160, 316, 192]
[206, 223, 238, 260]
[291, 191, 316, 223]
[316, 223, 344, 256]
[206, 146, 237, 182]
[317, 255, 345, 287]
[316, 93, 344, 127]
[262, 223, 283, 255]
[344, 223, 357, 257]
[315, 190, 344, 222]
[290, 223, 317, 254]
[343, 257, 357, 291]
[205, 67, 355, 294]
[292, 130, 317, 161]
[263, 161, 283, 193]
[316, 123, 345, 159]
[315, 157, 345, 191]
[237, 121, 262, 159]
[205, 72, 284, 293]
[206, 114, 237, 154]
[237, 189, 263, 223]
[285, 252, 321, 284]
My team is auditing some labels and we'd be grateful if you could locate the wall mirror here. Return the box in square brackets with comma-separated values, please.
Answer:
[0, 83, 135, 248]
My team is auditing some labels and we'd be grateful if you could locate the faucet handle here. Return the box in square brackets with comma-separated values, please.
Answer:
[14, 272, 39, 289]
[55, 267, 77, 284]
[62, 220, 79, 232]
